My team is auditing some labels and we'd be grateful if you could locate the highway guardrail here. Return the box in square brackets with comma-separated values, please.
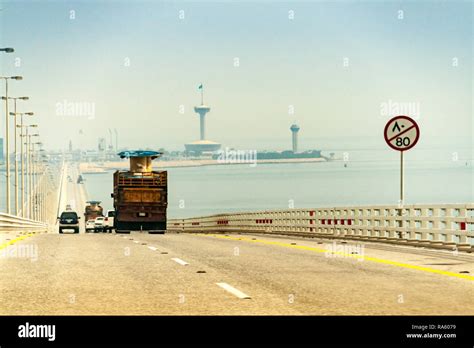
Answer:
[0, 212, 48, 233]
[168, 204, 474, 252]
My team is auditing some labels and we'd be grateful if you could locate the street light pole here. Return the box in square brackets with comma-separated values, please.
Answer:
[5, 99, 30, 216]
[33, 142, 42, 221]
[22, 126, 36, 219]
[1, 75, 23, 214]
[14, 113, 33, 218]
[30, 134, 39, 220]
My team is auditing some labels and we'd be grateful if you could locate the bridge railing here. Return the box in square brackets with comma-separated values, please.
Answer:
[0, 212, 48, 233]
[167, 204, 474, 252]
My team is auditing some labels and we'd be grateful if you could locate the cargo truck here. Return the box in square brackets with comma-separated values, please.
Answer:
[111, 151, 167, 234]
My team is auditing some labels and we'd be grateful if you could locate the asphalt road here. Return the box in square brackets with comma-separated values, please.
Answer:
[0, 164, 472, 315]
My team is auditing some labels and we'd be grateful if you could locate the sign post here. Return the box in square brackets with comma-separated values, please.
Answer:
[384, 115, 420, 205]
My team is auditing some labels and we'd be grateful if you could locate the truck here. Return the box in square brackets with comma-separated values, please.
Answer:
[84, 200, 104, 232]
[111, 150, 167, 234]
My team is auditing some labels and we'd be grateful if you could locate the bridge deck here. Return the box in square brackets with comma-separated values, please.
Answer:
[0, 163, 472, 315]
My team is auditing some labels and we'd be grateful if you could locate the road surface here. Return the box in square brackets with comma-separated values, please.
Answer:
[0, 164, 472, 315]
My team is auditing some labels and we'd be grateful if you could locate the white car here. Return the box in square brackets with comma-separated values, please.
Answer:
[105, 210, 115, 233]
[94, 217, 106, 232]
[85, 219, 95, 233]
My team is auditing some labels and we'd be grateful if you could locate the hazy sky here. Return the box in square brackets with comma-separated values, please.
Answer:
[0, 0, 472, 152]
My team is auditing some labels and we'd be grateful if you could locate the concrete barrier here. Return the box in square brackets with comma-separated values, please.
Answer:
[0, 212, 48, 233]
[167, 204, 474, 252]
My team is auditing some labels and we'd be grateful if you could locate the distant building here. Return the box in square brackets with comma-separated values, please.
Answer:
[185, 85, 221, 155]
[185, 140, 222, 155]
[290, 124, 300, 153]
[98, 138, 106, 152]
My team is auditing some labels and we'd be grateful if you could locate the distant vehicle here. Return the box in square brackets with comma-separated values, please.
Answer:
[105, 210, 115, 232]
[65, 204, 72, 210]
[85, 219, 95, 233]
[84, 201, 104, 229]
[94, 217, 106, 232]
[112, 151, 167, 234]
[77, 175, 84, 184]
[58, 211, 80, 234]
[67, 175, 72, 182]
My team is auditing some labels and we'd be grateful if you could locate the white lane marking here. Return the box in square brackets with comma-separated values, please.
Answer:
[148, 246, 158, 251]
[171, 258, 189, 266]
[216, 283, 251, 299]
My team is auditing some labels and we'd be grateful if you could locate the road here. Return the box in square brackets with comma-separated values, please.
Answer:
[0, 164, 473, 315]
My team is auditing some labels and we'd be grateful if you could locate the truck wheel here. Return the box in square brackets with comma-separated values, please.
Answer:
[74, 228, 79, 234]
[59, 229, 63, 234]
[116, 230, 130, 234]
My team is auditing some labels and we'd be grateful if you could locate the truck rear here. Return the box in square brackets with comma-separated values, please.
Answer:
[112, 151, 167, 233]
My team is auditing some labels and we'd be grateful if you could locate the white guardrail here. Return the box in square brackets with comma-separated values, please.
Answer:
[0, 212, 48, 233]
[167, 204, 474, 252]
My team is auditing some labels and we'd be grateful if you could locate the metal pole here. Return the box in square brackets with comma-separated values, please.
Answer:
[200, 84, 203, 105]
[20, 115, 25, 217]
[31, 142, 36, 220]
[4, 79, 10, 214]
[28, 135, 32, 219]
[400, 151, 404, 204]
[13, 100, 18, 215]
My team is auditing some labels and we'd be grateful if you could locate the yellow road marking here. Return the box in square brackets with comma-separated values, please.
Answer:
[0, 233, 36, 251]
[199, 234, 474, 281]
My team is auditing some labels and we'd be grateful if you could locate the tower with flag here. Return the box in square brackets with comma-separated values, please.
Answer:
[184, 84, 221, 154]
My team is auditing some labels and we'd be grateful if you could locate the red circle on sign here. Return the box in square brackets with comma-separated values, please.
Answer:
[384, 115, 420, 152]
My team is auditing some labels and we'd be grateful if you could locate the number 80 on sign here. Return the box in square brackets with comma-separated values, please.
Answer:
[384, 115, 420, 151]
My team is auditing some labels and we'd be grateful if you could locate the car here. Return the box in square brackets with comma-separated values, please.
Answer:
[104, 210, 115, 232]
[94, 217, 106, 232]
[65, 204, 72, 210]
[85, 219, 95, 233]
[58, 211, 80, 234]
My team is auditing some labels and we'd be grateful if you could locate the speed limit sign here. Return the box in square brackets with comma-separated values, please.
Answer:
[384, 115, 420, 151]
[383, 115, 420, 204]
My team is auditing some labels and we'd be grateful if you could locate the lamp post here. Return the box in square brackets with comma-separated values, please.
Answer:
[6, 102, 31, 215]
[38, 150, 47, 222]
[17, 111, 34, 217]
[21, 125, 37, 219]
[32, 141, 42, 221]
[1, 75, 23, 214]
[28, 133, 39, 220]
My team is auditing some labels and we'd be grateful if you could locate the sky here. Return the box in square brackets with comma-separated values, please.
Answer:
[0, 0, 472, 152]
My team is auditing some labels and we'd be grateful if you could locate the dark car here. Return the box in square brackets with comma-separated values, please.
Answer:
[58, 211, 80, 233]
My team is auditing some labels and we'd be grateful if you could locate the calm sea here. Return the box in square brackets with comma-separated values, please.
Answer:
[1, 138, 473, 218]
